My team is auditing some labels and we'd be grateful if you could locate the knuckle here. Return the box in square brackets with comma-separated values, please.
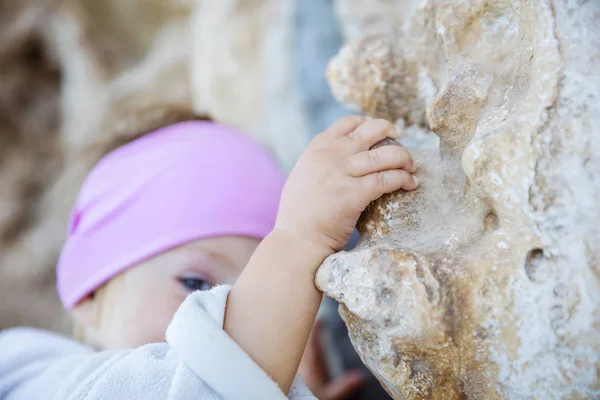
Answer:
[346, 115, 366, 125]
[368, 149, 381, 167]
[376, 171, 388, 189]
[348, 129, 361, 141]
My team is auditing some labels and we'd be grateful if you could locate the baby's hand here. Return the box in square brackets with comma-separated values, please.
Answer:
[276, 116, 419, 256]
[226, 118, 417, 392]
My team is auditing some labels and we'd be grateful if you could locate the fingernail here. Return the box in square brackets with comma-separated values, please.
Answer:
[413, 176, 420, 186]
[388, 126, 402, 139]
[410, 161, 418, 174]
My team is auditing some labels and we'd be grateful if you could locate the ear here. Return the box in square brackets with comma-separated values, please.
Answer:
[71, 294, 98, 328]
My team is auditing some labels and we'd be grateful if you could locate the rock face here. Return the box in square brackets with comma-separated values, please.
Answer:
[316, 0, 600, 398]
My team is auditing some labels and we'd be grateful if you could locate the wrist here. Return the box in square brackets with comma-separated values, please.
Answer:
[267, 228, 334, 273]
[225, 228, 328, 393]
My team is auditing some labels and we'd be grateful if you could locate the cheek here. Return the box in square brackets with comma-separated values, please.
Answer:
[102, 284, 187, 349]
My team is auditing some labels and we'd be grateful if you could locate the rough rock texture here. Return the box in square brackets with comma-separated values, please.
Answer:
[317, 0, 600, 398]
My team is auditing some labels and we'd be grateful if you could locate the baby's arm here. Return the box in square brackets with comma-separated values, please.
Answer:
[224, 116, 418, 393]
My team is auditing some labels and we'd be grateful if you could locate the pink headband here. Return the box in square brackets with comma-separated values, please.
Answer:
[57, 121, 285, 309]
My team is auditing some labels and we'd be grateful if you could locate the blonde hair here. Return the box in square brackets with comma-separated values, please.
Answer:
[74, 274, 125, 348]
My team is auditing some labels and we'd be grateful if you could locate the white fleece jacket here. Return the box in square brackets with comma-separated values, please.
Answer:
[0, 285, 316, 400]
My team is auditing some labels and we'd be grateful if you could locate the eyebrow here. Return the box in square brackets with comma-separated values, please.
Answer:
[186, 246, 237, 272]
[202, 249, 236, 270]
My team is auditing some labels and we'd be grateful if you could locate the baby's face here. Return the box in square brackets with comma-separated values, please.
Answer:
[77, 236, 260, 349]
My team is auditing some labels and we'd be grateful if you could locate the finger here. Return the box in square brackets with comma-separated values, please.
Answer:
[347, 146, 416, 177]
[322, 370, 365, 400]
[365, 116, 403, 139]
[312, 116, 366, 147]
[361, 169, 420, 200]
[326, 115, 367, 138]
[336, 118, 396, 153]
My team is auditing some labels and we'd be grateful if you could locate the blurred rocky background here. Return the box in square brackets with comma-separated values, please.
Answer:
[0, 0, 392, 398]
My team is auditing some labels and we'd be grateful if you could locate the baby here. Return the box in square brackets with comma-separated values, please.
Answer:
[0, 116, 417, 399]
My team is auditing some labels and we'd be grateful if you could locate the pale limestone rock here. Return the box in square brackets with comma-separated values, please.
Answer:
[190, 0, 310, 171]
[318, 0, 600, 398]
[49, 0, 194, 154]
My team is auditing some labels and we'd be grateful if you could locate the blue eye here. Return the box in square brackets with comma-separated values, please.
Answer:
[178, 277, 213, 292]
